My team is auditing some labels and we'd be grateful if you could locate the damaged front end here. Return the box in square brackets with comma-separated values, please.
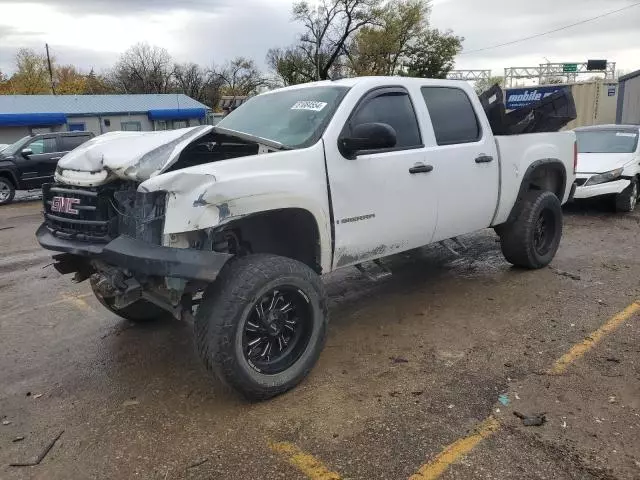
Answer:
[37, 125, 304, 318]
[37, 178, 232, 321]
[36, 134, 232, 318]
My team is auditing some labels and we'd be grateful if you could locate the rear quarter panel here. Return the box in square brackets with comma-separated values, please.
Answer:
[493, 131, 576, 225]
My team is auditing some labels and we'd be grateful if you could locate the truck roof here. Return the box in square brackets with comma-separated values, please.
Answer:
[263, 76, 473, 95]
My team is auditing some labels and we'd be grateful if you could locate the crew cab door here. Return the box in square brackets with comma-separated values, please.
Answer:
[418, 86, 500, 241]
[18, 136, 63, 188]
[324, 87, 438, 269]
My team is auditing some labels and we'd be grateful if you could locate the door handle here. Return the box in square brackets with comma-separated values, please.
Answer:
[50, 157, 61, 161]
[475, 155, 493, 164]
[409, 163, 434, 174]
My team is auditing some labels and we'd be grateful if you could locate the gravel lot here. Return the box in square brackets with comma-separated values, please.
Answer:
[1, 198, 639, 479]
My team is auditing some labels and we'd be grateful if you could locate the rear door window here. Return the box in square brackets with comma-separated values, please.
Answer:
[421, 87, 481, 145]
[60, 135, 90, 151]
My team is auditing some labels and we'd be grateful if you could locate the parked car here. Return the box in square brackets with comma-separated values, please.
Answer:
[573, 125, 640, 212]
[0, 131, 94, 205]
[37, 77, 576, 400]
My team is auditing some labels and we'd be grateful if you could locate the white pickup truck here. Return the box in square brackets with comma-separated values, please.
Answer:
[37, 77, 577, 399]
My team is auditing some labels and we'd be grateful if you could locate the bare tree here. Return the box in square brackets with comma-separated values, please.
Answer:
[174, 62, 210, 101]
[214, 57, 268, 96]
[108, 43, 175, 94]
[266, 47, 316, 86]
[293, 0, 381, 80]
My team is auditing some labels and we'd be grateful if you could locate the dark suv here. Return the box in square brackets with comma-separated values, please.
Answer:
[0, 131, 94, 205]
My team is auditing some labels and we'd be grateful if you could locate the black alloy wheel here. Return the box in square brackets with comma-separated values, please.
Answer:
[242, 287, 313, 374]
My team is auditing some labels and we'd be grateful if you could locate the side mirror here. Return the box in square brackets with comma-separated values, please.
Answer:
[339, 122, 397, 159]
[21, 148, 33, 157]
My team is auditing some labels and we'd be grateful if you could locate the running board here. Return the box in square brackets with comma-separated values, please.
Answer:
[355, 259, 392, 281]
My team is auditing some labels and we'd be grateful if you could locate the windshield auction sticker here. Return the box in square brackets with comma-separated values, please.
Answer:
[291, 101, 328, 111]
[616, 132, 638, 137]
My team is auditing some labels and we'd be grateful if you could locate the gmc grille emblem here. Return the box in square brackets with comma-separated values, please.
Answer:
[51, 196, 80, 215]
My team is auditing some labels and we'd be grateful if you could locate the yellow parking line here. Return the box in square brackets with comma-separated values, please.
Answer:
[269, 441, 341, 480]
[409, 301, 640, 479]
[409, 417, 500, 480]
[548, 301, 640, 375]
[62, 293, 94, 312]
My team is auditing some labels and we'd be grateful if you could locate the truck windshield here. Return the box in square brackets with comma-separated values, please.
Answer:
[576, 129, 639, 154]
[216, 86, 350, 149]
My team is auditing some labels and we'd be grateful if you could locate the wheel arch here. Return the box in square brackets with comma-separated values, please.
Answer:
[0, 169, 18, 188]
[213, 208, 325, 274]
[505, 159, 567, 224]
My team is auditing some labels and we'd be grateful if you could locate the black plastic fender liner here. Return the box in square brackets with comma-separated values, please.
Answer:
[101, 235, 233, 282]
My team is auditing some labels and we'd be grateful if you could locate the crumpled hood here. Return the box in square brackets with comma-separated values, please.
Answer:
[56, 125, 213, 184]
[577, 153, 635, 173]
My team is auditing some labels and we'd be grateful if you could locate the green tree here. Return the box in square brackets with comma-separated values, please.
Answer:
[11, 48, 51, 94]
[348, 0, 428, 76]
[402, 28, 463, 79]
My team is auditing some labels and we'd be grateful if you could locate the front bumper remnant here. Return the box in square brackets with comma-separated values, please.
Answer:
[573, 178, 630, 200]
[36, 223, 233, 282]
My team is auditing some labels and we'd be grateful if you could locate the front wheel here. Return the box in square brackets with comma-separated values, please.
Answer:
[194, 254, 328, 401]
[0, 177, 15, 205]
[615, 177, 638, 213]
[498, 190, 563, 269]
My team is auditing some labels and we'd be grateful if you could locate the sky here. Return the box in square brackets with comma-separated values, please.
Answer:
[1, 0, 640, 80]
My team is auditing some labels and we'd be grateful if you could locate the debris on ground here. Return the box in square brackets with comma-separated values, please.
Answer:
[548, 266, 581, 281]
[389, 356, 409, 364]
[12, 436, 25, 442]
[606, 357, 621, 363]
[10, 430, 64, 467]
[32, 393, 43, 399]
[122, 398, 140, 406]
[609, 396, 617, 404]
[2, 419, 12, 426]
[186, 458, 209, 469]
[513, 411, 546, 426]
[498, 394, 510, 406]
[389, 391, 401, 397]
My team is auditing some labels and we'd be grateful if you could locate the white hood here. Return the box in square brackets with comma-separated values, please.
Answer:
[577, 153, 635, 174]
[56, 126, 213, 185]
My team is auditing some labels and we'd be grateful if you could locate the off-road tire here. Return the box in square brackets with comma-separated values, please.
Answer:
[498, 190, 563, 269]
[90, 278, 168, 322]
[0, 177, 16, 205]
[615, 177, 638, 213]
[194, 254, 328, 401]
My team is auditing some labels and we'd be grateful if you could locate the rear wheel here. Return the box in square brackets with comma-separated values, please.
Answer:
[90, 278, 168, 322]
[194, 254, 328, 401]
[498, 190, 563, 269]
[615, 177, 638, 213]
[0, 177, 15, 206]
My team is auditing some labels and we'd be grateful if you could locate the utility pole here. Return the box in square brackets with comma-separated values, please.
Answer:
[45, 43, 56, 95]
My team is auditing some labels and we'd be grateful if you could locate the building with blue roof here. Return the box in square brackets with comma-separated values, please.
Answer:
[0, 94, 211, 144]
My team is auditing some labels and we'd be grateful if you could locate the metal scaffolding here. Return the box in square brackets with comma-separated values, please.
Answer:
[446, 70, 492, 81]
[503, 62, 616, 87]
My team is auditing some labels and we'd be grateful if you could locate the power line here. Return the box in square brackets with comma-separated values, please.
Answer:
[460, 1, 640, 55]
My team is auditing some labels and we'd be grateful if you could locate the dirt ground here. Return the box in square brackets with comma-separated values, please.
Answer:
[1, 197, 639, 480]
